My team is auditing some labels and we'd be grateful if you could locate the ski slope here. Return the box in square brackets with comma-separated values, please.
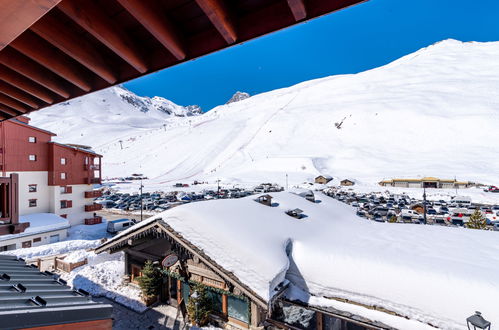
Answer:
[30, 39, 499, 187]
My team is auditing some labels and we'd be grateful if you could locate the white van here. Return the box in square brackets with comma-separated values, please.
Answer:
[401, 209, 420, 219]
[107, 219, 135, 234]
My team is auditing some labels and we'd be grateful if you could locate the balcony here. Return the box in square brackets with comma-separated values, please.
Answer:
[85, 216, 102, 225]
[85, 177, 101, 184]
[85, 190, 103, 198]
[85, 203, 103, 212]
[84, 164, 100, 171]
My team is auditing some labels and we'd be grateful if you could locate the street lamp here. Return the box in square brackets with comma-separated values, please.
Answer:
[467, 311, 491, 330]
[422, 186, 427, 225]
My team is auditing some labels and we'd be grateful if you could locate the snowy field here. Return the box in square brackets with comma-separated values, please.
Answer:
[29, 39, 499, 191]
[109, 191, 499, 329]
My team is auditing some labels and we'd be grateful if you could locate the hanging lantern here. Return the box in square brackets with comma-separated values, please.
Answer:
[466, 311, 491, 330]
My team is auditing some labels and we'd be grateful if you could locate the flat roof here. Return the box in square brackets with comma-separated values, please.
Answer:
[0, 255, 112, 329]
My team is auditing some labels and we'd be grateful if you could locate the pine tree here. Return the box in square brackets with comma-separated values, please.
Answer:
[137, 260, 162, 297]
[187, 283, 213, 326]
[466, 209, 487, 230]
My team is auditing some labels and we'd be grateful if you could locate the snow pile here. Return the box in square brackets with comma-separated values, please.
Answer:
[0, 239, 101, 259]
[62, 251, 145, 312]
[67, 222, 112, 241]
[30, 39, 499, 187]
[109, 191, 499, 329]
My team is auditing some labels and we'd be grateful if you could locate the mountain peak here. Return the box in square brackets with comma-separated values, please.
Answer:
[226, 91, 250, 104]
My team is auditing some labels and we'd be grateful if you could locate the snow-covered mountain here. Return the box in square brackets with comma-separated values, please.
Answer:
[30, 39, 499, 186]
[226, 91, 250, 104]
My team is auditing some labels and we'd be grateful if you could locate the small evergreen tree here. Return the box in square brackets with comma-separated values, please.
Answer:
[137, 260, 162, 297]
[187, 283, 213, 326]
[466, 209, 487, 230]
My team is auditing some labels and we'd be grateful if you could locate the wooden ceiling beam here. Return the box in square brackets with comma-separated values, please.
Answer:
[0, 81, 42, 109]
[0, 47, 71, 98]
[287, 0, 307, 21]
[11, 31, 93, 92]
[194, 0, 237, 44]
[0, 104, 21, 117]
[58, 0, 148, 74]
[0, 94, 30, 114]
[31, 12, 118, 84]
[0, 65, 55, 104]
[0, 0, 62, 51]
[116, 0, 186, 61]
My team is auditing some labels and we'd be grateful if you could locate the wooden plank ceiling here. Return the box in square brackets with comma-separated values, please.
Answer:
[0, 0, 366, 121]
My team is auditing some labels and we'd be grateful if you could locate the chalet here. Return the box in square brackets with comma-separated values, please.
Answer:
[379, 177, 476, 189]
[94, 192, 495, 329]
[340, 179, 355, 186]
[314, 175, 333, 184]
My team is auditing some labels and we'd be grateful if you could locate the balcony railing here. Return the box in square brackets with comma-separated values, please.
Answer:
[85, 190, 103, 198]
[85, 203, 103, 212]
[85, 216, 102, 225]
[85, 177, 101, 184]
[84, 164, 100, 170]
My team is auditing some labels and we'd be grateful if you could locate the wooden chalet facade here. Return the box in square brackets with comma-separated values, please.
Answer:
[96, 218, 267, 329]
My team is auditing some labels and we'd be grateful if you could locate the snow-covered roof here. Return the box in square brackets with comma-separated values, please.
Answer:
[0, 213, 70, 242]
[99, 192, 499, 329]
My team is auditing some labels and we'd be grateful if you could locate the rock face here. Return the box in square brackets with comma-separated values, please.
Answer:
[226, 91, 250, 104]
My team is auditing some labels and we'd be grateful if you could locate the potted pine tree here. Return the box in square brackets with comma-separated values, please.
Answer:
[137, 260, 162, 306]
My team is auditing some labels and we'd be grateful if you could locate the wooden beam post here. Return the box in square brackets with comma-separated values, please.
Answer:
[194, 0, 237, 44]
[117, 0, 186, 60]
[287, 0, 307, 21]
[58, 0, 149, 73]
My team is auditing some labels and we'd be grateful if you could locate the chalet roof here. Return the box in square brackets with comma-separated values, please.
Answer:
[7, 118, 56, 136]
[0, 255, 112, 329]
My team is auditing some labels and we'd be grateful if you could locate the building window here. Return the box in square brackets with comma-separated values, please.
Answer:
[28, 154, 37, 161]
[33, 237, 41, 243]
[60, 200, 72, 209]
[49, 234, 60, 243]
[22, 241, 32, 248]
[61, 158, 66, 165]
[228, 296, 250, 324]
[60, 172, 66, 180]
[28, 184, 37, 193]
[28, 136, 36, 143]
[29, 199, 37, 207]
[60, 186, 72, 194]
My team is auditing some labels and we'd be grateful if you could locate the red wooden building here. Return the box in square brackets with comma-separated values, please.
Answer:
[0, 116, 102, 241]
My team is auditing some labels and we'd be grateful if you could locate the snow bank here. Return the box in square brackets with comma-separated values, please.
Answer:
[0, 239, 101, 259]
[107, 192, 499, 328]
[61, 251, 146, 312]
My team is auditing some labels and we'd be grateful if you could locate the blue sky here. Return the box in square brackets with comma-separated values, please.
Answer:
[124, 0, 499, 111]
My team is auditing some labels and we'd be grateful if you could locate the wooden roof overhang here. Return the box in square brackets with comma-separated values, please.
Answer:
[0, 0, 367, 121]
[96, 217, 269, 308]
